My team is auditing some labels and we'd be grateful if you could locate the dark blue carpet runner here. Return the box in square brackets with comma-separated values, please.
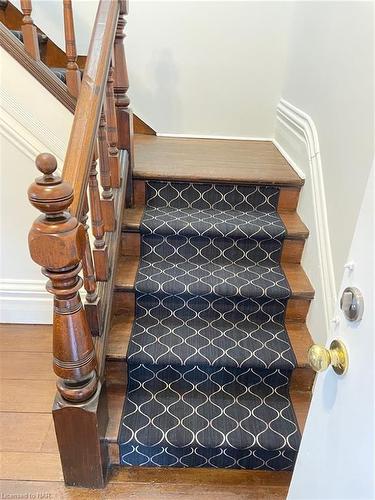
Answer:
[119, 181, 301, 470]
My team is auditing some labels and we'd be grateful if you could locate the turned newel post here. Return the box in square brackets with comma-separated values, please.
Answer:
[114, 0, 134, 206]
[28, 153, 97, 402]
[20, 0, 40, 60]
[63, 0, 81, 97]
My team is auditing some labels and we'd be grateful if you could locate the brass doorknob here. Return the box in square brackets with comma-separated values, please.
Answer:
[308, 340, 348, 375]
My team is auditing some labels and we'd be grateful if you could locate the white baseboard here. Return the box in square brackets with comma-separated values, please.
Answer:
[156, 133, 271, 141]
[272, 138, 306, 181]
[274, 99, 336, 342]
[0, 280, 52, 324]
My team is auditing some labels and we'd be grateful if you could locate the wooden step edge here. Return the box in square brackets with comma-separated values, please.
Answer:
[122, 208, 309, 240]
[106, 311, 313, 372]
[132, 174, 304, 188]
[283, 263, 314, 300]
[280, 212, 309, 240]
[110, 465, 293, 487]
[114, 256, 315, 300]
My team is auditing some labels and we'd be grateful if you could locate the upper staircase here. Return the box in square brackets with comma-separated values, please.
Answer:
[1, 0, 314, 493]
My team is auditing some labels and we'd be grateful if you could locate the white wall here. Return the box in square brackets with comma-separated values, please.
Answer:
[0, 48, 73, 323]
[279, 1, 374, 291]
[15, 0, 295, 138]
[12, 0, 97, 55]
[126, 1, 294, 137]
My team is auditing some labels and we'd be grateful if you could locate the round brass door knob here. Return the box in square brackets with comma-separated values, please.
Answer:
[308, 339, 348, 375]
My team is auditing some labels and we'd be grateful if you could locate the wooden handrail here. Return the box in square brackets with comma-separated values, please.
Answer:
[62, 0, 119, 218]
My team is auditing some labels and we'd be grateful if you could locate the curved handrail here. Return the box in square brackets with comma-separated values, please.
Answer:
[62, 0, 119, 217]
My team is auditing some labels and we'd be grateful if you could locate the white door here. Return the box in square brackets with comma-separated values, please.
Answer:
[288, 166, 374, 500]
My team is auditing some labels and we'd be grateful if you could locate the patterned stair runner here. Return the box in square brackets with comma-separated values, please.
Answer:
[119, 181, 301, 469]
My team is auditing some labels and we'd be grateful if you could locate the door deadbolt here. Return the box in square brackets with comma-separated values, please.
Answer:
[340, 287, 364, 322]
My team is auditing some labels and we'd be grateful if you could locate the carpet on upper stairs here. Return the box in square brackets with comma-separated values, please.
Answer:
[118, 181, 301, 470]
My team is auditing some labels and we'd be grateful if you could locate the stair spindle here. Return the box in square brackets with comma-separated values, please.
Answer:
[81, 194, 101, 336]
[63, 0, 81, 97]
[98, 109, 115, 232]
[105, 64, 121, 188]
[20, 0, 40, 60]
[28, 153, 98, 403]
[0, 1, 8, 24]
[113, 0, 134, 206]
[88, 148, 109, 282]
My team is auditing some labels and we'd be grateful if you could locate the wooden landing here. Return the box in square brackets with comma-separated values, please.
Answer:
[134, 135, 303, 187]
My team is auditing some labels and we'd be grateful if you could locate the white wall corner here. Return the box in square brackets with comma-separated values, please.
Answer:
[273, 99, 337, 343]
[0, 280, 88, 324]
[0, 91, 66, 165]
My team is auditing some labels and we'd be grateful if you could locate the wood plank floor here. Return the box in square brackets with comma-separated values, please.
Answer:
[0, 323, 296, 498]
[134, 135, 303, 187]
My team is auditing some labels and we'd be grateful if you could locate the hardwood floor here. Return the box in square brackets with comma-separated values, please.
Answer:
[0, 323, 296, 498]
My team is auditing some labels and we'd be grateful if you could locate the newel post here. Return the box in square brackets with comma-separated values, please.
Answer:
[28, 153, 97, 401]
[113, 0, 134, 206]
[27, 154, 109, 488]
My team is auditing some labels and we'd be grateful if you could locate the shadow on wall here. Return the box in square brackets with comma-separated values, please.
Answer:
[130, 49, 182, 133]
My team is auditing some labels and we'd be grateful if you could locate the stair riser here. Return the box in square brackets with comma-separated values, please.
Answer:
[112, 289, 311, 323]
[120, 232, 306, 264]
[134, 180, 300, 212]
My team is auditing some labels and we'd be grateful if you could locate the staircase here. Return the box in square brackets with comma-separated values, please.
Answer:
[1, 0, 314, 492]
[106, 136, 314, 474]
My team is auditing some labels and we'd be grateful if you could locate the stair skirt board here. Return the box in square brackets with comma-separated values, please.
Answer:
[118, 181, 301, 470]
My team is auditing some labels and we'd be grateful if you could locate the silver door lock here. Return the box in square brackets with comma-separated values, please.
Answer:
[340, 287, 364, 322]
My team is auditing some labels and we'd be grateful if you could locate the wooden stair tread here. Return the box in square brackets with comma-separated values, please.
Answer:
[122, 207, 309, 240]
[114, 256, 314, 300]
[122, 207, 144, 231]
[279, 212, 309, 239]
[283, 263, 314, 299]
[107, 313, 312, 370]
[134, 135, 303, 187]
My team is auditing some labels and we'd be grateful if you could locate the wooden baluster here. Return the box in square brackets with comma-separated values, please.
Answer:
[81, 194, 101, 336]
[28, 153, 97, 402]
[20, 0, 40, 60]
[88, 148, 109, 281]
[98, 110, 115, 232]
[113, 0, 134, 206]
[63, 0, 81, 97]
[0, 2, 8, 24]
[105, 64, 121, 188]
